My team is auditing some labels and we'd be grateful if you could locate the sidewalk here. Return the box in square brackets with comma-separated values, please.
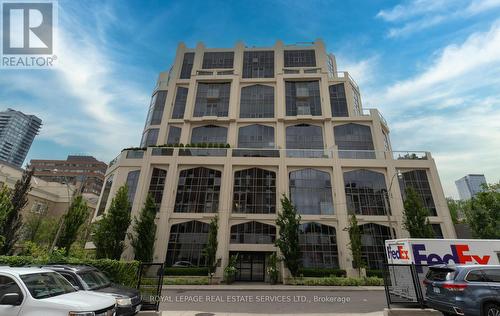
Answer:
[162, 284, 384, 291]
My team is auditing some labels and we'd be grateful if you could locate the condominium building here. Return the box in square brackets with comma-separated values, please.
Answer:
[30, 155, 107, 195]
[455, 174, 487, 200]
[96, 40, 455, 281]
[0, 108, 42, 167]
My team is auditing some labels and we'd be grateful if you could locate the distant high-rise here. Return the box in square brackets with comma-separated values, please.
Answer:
[0, 108, 42, 167]
[455, 174, 487, 200]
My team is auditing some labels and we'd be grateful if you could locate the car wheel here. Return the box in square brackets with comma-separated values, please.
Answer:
[485, 303, 500, 316]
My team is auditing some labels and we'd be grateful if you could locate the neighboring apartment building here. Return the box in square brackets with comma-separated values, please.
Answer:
[30, 155, 107, 195]
[455, 174, 487, 200]
[0, 108, 42, 167]
[96, 40, 456, 281]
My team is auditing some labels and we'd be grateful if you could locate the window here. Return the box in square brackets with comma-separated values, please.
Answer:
[465, 270, 486, 282]
[299, 223, 339, 268]
[179, 52, 194, 79]
[243, 51, 274, 78]
[334, 123, 375, 159]
[484, 269, 500, 282]
[166, 221, 209, 267]
[202, 52, 234, 69]
[191, 125, 227, 144]
[286, 124, 323, 157]
[285, 81, 322, 116]
[149, 168, 167, 212]
[233, 168, 276, 214]
[59, 273, 79, 287]
[284, 50, 316, 67]
[166, 126, 181, 145]
[344, 169, 389, 216]
[399, 170, 437, 216]
[359, 223, 393, 270]
[193, 83, 231, 117]
[0, 275, 23, 302]
[126, 170, 140, 205]
[230, 221, 276, 244]
[171, 87, 188, 119]
[432, 224, 444, 239]
[21, 272, 76, 299]
[289, 169, 333, 215]
[97, 176, 113, 216]
[175, 167, 221, 213]
[145, 91, 167, 126]
[140, 128, 159, 147]
[238, 125, 274, 148]
[352, 86, 361, 115]
[329, 84, 348, 117]
[240, 85, 274, 118]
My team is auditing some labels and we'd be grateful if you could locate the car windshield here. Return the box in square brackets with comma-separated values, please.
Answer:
[20, 272, 76, 299]
[426, 268, 456, 281]
[78, 270, 111, 290]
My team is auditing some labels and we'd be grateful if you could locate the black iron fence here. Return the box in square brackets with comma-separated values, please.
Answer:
[137, 263, 164, 311]
[382, 263, 429, 308]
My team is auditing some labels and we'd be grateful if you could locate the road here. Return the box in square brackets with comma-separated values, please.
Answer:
[158, 289, 386, 314]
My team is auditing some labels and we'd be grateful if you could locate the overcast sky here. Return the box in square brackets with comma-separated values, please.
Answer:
[1, 0, 499, 197]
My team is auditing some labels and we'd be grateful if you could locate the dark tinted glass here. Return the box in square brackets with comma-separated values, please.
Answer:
[299, 222, 339, 268]
[238, 125, 274, 148]
[202, 52, 234, 69]
[126, 170, 140, 204]
[97, 176, 113, 216]
[426, 269, 456, 281]
[172, 87, 188, 119]
[166, 126, 181, 145]
[484, 269, 500, 282]
[289, 169, 333, 215]
[233, 168, 276, 214]
[141, 128, 159, 147]
[194, 83, 231, 117]
[0, 275, 22, 300]
[166, 220, 210, 267]
[432, 224, 444, 238]
[191, 125, 227, 144]
[284, 50, 316, 67]
[243, 51, 274, 78]
[286, 124, 323, 149]
[329, 84, 348, 117]
[240, 85, 274, 118]
[285, 81, 322, 116]
[399, 170, 437, 216]
[145, 90, 167, 126]
[465, 270, 485, 282]
[230, 221, 276, 244]
[344, 169, 389, 215]
[359, 223, 393, 269]
[179, 52, 194, 79]
[149, 168, 167, 212]
[175, 167, 221, 213]
[334, 123, 375, 158]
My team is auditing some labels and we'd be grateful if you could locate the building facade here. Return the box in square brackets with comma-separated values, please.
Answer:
[96, 40, 455, 281]
[455, 174, 487, 200]
[0, 108, 42, 167]
[30, 155, 107, 195]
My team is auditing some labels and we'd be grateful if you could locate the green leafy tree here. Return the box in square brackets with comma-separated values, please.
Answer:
[93, 185, 131, 259]
[275, 194, 301, 277]
[203, 215, 218, 283]
[347, 214, 365, 276]
[464, 182, 500, 239]
[1, 168, 33, 254]
[446, 198, 469, 224]
[402, 187, 435, 238]
[56, 195, 90, 255]
[129, 194, 157, 262]
[0, 186, 13, 249]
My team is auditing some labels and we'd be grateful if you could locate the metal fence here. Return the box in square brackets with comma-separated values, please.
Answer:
[137, 263, 164, 311]
[382, 263, 428, 308]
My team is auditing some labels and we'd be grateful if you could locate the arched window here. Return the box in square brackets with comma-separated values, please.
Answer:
[286, 124, 323, 157]
[359, 223, 393, 270]
[399, 170, 436, 216]
[238, 125, 274, 148]
[289, 169, 333, 215]
[233, 168, 276, 214]
[240, 85, 274, 118]
[299, 223, 339, 268]
[334, 123, 374, 159]
[230, 221, 276, 244]
[329, 84, 348, 117]
[191, 125, 227, 144]
[285, 81, 322, 116]
[344, 169, 389, 215]
[166, 220, 209, 267]
[174, 167, 221, 213]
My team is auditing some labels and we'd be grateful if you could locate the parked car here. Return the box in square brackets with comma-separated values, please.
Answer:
[42, 265, 141, 316]
[0, 267, 116, 316]
[424, 264, 500, 316]
[172, 261, 195, 268]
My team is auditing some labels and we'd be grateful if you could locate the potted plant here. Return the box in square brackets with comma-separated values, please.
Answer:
[224, 254, 238, 284]
[267, 253, 279, 284]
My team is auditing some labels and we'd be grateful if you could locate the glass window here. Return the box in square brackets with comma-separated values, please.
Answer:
[465, 270, 485, 282]
[191, 125, 227, 144]
[0, 275, 23, 301]
[359, 223, 393, 270]
[175, 167, 221, 213]
[289, 169, 333, 215]
[329, 84, 348, 117]
[334, 123, 375, 159]
[299, 223, 339, 268]
[202, 52, 234, 69]
[172, 87, 188, 119]
[242, 51, 274, 78]
[59, 273, 79, 288]
[145, 91, 167, 126]
[166, 220, 209, 267]
[166, 126, 181, 145]
[484, 269, 500, 282]
[140, 128, 159, 147]
[284, 50, 316, 67]
[432, 224, 444, 239]
[240, 85, 274, 118]
[399, 170, 437, 216]
[193, 82, 231, 117]
[285, 81, 322, 116]
[233, 168, 276, 214]
[179, 52, 194, 79]
[238, 125, 274, 148]
[97, 176, 113, 216]
[149, 168, 167, 212]
[344, 169, 389, 216]
[20, 272, 76, 299]
[230, 221, 276, 244]
[286, 124, 323, 149]
[77, 270, 110, 290]
[126, 170, 140, 205]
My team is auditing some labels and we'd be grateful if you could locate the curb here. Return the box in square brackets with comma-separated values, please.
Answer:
[162, 285, 385, 291]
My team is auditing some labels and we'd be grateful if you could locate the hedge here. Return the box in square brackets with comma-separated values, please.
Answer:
[164, 267, 209, 276]
[366, 269, 384, 278]
[0, 256, 140, 288]
[298, 268, 347, 277]
[289, 276, 383, 286]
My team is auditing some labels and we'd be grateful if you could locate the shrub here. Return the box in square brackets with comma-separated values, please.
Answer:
[289, 276, 383, 286]
[298, 268, 347, 277]
[164, 277, 209, 285]
[366, 269, 383, 278]
[164, 267, 209, 276]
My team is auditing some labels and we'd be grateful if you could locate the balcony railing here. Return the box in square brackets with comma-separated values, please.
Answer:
[286, 149, 332, 158]
[338, 150, 377, 159]
[392, 151, 429, 160]
[179, 148, 227, 157]
[196, 69, 234, 76]
[232, 148, 280, 157]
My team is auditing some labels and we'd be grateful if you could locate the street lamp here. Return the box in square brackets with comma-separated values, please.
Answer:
[384, 169, 403, 239]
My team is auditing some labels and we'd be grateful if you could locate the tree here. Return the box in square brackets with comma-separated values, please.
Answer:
[0, 186, 13, 249]
[275, 194, 301, 277]
[56, 195, 90, 255]
[464, 182, 500, 239]
[1, 167, 33, 254]
[203, 215, 218, 283]
[93, 185, 131, 259]
[347, 214, 365, 276]
[129, 194, 157, 262]
[402, 187, 435, 238]
[446, 197, 464, 224]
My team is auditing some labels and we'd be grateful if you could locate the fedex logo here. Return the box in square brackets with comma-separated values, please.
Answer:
[387, 245, 410, 260]
[413, 244, 491, 265]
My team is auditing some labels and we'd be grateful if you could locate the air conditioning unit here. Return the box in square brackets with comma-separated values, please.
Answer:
[296, 86, 309, 98]
[207, 88, 219, 99]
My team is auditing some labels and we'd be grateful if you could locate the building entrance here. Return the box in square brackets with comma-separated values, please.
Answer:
[231, 252, 267, 282]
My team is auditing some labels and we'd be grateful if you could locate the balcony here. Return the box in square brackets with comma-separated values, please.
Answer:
[392, 151, 429, 160]
[196, 69, 234, 76]
[179, 148, 227, 157]
[286, 149, 332, 158]
[362, 108, 388, 127]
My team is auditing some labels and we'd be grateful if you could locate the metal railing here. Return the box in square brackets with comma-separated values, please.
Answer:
[338, 149, 378, 159]
[196, 69, 234, 76]
[392, 151, 429, 160]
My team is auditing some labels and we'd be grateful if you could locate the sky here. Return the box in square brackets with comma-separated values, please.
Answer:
[0, 0, 499, 198]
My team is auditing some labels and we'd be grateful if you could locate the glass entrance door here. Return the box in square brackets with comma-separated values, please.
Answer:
[232, 252, 266, 282]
